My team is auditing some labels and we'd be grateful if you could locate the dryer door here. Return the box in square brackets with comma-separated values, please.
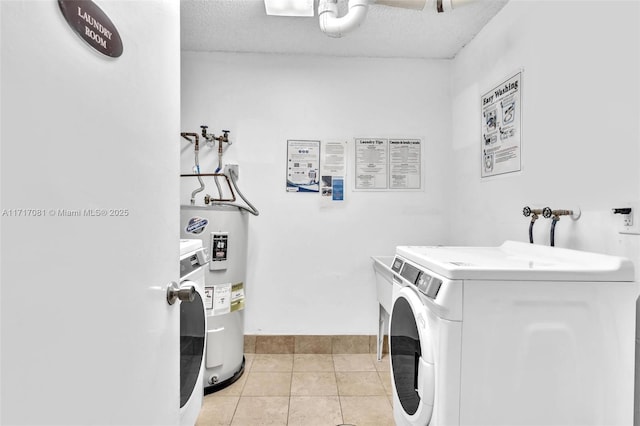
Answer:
[390, 287, 435, 424]
[179, 282, 206, 408]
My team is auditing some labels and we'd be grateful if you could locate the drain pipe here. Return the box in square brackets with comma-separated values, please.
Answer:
[318, 0, 370, 38]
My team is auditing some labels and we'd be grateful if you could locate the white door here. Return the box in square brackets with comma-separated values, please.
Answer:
[1, 1, 181, 424]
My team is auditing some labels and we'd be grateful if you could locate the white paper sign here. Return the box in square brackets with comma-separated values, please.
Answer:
[355, 138, 388, 189]
[286, 140, 320, 193]
[389, 139, 421, 189]
[213, 283, 231, 315]
[204, 286, 214, 310]
[481, 71, 522, 178]
[320, 141, 347, 201]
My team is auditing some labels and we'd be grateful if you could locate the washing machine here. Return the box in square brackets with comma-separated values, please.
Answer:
[178, 239, 208, 426]
[389, 241, 638, 426]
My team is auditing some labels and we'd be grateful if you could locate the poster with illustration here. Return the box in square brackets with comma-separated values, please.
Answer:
[481, 71, 522, 178]
[286, 140, 320, 192]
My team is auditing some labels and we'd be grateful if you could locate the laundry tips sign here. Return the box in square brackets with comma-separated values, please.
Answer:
[58, 0, 123, 58]
[481, 71, 522, 178]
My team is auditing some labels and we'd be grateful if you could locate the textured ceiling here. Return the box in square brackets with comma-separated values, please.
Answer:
[181, 0, 509, 59]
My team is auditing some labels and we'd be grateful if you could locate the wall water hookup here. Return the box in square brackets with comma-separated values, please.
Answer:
[180, 125, 259, 216]
[523, 206, 548, 244]
[523, 206, 580, 245]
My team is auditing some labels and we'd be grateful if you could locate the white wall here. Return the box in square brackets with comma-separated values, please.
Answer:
[449, 0, 640, 271]
[181, 52, 452, 334]
[182, 1, 640, 335]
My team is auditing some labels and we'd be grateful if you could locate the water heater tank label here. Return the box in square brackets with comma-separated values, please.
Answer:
[185, 217, 208, 234]
[231, 282, 245, 312]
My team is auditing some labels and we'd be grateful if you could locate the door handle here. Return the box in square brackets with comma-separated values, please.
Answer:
[166, 281, 195, 305]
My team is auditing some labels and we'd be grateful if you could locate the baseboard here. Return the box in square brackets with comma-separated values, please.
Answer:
[244, 334, 389, 354]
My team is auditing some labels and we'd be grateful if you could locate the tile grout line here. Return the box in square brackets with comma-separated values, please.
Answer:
[229, 354, 251, 425]
[286, 360, 293, 426]
[332, 353, 346, 425]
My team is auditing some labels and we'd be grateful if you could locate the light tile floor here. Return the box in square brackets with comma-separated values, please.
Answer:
[196, 353, 394, 426]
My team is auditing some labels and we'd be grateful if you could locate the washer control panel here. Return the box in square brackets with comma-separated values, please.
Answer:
[393, 255, 442, 300]
[180, 248, 207, 279]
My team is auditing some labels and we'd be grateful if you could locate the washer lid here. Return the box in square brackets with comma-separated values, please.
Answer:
[180, 239, 202, 257]
[396, 241, 634, 282]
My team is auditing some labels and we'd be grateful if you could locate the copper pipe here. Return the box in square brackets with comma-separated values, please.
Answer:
[180, 132, 199, 150]
[180, 173, 236, 203]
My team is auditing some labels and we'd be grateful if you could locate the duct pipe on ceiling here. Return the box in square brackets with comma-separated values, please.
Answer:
[374, 0, 426, 10]
[374, 0, 476, 12]
[318, 0, 370, 38]
[318, 0, 477, 38]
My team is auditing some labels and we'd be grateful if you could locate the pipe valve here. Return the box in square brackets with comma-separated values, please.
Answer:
[523, 206, 542, 218]
[201, 125, 231, 144]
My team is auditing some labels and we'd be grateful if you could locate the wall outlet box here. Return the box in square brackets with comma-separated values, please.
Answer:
[224, 164, 239, 181]
[616, 202, 640, 235]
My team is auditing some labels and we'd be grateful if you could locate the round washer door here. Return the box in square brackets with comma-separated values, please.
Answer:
[390, 286, 435, 424]
[179, 281, 206, 408]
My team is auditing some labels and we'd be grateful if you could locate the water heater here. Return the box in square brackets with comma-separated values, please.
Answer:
[180, 204, 248, 393]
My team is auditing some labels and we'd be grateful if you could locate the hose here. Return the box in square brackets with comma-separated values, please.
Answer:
[213, 148, 224, 199]
[529, 220, 534, 244]
[190, 150, 205, 205]
[550, 217, 559, 247]
[528, 215, 538, 244]
[211, 168, 259, 216]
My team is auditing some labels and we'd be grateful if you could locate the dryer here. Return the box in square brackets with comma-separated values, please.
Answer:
[178, 239, 207, 426]
[390, 241, 638, 426]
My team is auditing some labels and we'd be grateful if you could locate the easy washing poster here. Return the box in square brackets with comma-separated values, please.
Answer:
[481, 70, 522, 178]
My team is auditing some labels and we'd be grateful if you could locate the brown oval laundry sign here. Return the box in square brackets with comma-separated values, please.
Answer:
[58, 0, 123, 58]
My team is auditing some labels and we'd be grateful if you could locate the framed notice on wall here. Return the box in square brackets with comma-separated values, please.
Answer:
[355, 138, 388, 190]
[286, 140, 320, 193]
[320, 141, 347, 201]
[354, 138, 422, 191]
[481, 70, 522, 178]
